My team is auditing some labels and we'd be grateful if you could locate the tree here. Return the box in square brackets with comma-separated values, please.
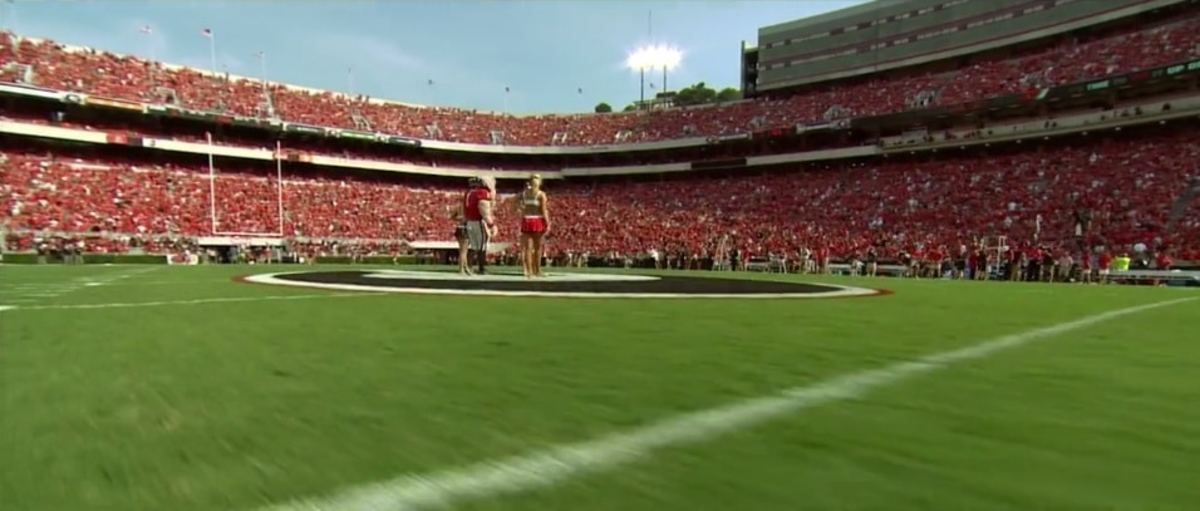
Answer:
[619, 82, 739, 111]
[674, 82, 717, 106]
[623, 103, 638, 112]
[594, 102, 613, 113]
[716, 87, 742, 103]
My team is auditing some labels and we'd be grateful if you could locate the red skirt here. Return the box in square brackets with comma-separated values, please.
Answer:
[521, 216, 547, 234]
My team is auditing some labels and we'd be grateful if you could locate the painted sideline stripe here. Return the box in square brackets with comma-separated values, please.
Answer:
[0, 292, 380, 312]
[255, 297, 1195, 511]
[243, 272, 881, 299]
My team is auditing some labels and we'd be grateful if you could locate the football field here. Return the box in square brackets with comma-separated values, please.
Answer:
[1, 264, 1198, 510]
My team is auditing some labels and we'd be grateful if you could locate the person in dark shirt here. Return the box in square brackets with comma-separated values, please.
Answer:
[1041, 248, 1057, 283]
[1026, 246, 1042, 282]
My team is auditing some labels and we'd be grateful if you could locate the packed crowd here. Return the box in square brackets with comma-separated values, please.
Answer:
[0, 106, 789, 172]
[549, 130, 1200, 265]
[3, 11, 1199, 146]
[0, 150, 469, 242]
[4, 126, 1198, 265]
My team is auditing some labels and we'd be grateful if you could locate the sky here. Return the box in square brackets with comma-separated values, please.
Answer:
[0, 0, 867, 114]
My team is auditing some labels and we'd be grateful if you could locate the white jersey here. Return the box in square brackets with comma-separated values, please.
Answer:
[521, 189, 544, 217]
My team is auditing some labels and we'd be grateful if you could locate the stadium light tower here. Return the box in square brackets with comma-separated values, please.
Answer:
[626, 44, 682, 108]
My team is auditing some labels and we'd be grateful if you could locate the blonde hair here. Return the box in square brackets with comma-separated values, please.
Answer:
[479, 176, 496, 194]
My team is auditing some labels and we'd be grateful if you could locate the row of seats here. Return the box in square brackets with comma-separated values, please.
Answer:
[1, 152, 463, 240]
[4, 126, 1198, 261]
[3, 12, 1199, 146]
[0, 110, 581, 171]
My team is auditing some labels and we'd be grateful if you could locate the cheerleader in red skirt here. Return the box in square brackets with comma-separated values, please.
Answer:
[518, 174, 550, 277]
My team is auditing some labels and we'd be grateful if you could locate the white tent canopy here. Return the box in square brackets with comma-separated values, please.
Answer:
[409, 241, 510, 253]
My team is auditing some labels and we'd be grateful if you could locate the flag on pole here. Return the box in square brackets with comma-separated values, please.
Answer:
[254, 50, 264, 58]
[201, 28, 213, 38]
[427, 78, 434, 86]
[504, 86, 510, 93]
[140, 25, 153, 35]
[577, 87, 583, 94]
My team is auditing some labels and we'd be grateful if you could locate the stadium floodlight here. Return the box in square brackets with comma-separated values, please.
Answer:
[626, 44, 682, 71]
[626, 44, 683, 106]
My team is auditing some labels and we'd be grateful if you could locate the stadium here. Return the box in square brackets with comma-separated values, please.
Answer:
[1, 0, 1199, 509]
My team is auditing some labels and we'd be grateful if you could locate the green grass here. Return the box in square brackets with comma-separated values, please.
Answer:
[1, 264, 1197, 510]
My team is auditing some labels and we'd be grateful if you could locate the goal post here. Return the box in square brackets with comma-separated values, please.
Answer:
[207, 133, 285, 237]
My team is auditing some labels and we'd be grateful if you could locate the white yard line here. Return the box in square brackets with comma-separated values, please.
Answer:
[18, 279, 229, 287]
[86, 265, 162, 283]
[0, 292, 380, 312]
[0, 287, 78, 293]
[2, 280, 210, 288]
[0, 266, 161, 303]
[255, 297, 1195, 511]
